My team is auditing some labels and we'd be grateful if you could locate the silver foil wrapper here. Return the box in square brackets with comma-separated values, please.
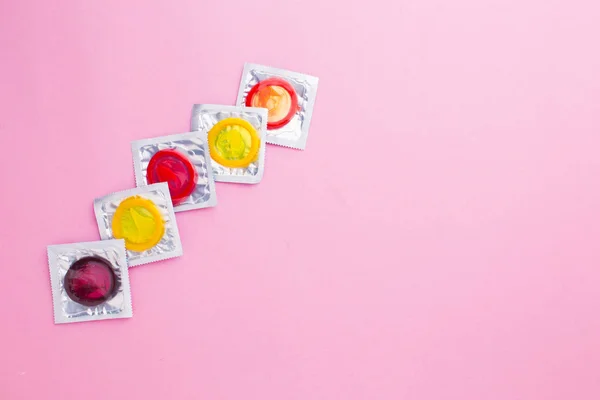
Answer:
[93, 183, 183, 266]
[191, 104, 267, 184]
[236, 63, 319, 150]
[47, 239, 132, 324]
[131, 131, 217, 212]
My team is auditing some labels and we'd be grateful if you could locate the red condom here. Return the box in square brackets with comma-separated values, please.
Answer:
[146, 149, 198, 205]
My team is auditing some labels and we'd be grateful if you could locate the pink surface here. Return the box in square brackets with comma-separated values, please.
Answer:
[1, 0, 600, 399]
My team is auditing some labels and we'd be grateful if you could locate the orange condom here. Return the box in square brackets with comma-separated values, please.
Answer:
[246, 77, 298, 129]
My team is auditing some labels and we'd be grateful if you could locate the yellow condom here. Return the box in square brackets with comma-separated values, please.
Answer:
[112, 196, 165, 252]
[207, 118, 260, 168]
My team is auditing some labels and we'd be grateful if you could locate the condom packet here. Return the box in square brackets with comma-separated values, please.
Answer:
[47, 239, 132, 324]
[191, 104, 267, 184]
[93, 183, 183, 266]
[236, 63, 319, 150]
[131, 131, 217, 212]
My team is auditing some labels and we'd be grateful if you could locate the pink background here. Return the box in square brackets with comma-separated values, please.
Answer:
[1, 0, 600, 399]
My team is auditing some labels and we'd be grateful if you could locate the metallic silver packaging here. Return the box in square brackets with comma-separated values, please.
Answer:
[236, 62, 319, 150]
[191, 104, 267, 184]
[93, 183, 183, 266]
[131, 131, 217, 212]
[47, 239, 132, 324]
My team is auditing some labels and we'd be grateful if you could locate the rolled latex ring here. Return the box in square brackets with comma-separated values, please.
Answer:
[64, 256, 118, 307]
[146, 149, 198, 205]
[112, 196, 165, 252]
[245, 77, 299, 129]
[207, 117, 260, 168]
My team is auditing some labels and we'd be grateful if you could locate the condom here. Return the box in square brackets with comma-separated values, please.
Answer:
[94, 183, 183, 266]
[112, 196, 165, 252]
[236, 63, 319, 150]
[207, 117, 260, 168]
[47, 239, 132, 324]
[131, 132, 217, 212]
[190, 105, 267, 184]
[147, 149, 198, 205]
[64, 256, 117, 306]
[246, 77, 298, 129]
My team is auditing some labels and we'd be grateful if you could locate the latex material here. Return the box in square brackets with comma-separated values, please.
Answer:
[64, 256, 117, 307]
[112, 196, 165, 252]
[246, 77, 298, 129]
[146, 149, 198, 205]
[207, 117, 260, 168]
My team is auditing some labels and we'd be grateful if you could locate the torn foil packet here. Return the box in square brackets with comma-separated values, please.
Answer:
[47, 239, 132, 324]
[236, 63, 318, 150]
[131, 131, 217, 212]
[191, 104, 267, 184]
[93, 183, 183, 266]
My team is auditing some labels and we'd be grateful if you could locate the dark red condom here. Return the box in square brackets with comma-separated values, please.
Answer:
[146, 149, 198, 205]
[64, 256, 118, 307]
